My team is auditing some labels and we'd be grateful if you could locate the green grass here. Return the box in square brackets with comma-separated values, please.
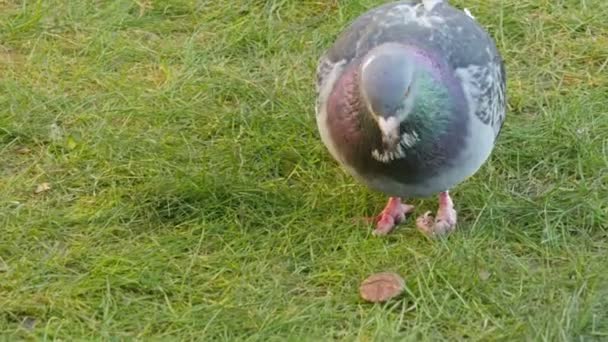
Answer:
[1, 0, 607, 340]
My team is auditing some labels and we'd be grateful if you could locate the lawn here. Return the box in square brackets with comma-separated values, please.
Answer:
[1, 0, 607, 340]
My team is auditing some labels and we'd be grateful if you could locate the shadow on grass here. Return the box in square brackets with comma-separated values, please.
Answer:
[132, 174, 307, 231]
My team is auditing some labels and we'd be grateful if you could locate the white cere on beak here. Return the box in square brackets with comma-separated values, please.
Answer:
[378, 116, 399, 136]
[378, 116, 400, 149]
[372, 116, 420, 164]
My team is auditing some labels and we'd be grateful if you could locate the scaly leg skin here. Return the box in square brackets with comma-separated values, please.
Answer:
[416, 191, 457, 237]
[373, 197, 415, 236]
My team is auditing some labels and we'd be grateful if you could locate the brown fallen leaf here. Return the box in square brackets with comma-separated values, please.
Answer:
[359, 272, 405, 303]
[34, 182, 51, 194]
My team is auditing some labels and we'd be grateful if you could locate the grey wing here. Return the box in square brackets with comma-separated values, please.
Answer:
[452, 53, 507, 138]
[493, 59, 507, 139]
[428, 4, 506, 138]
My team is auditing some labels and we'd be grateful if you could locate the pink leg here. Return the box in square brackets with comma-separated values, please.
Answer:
[416, 191, 457, 236]
[373, 197, 415, 236]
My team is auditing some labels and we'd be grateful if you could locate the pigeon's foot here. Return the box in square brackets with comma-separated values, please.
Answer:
[416, 191, 457, 236]
[373, 197, 415, 236]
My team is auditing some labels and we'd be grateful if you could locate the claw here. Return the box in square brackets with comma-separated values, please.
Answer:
[415, 192, 457, 237]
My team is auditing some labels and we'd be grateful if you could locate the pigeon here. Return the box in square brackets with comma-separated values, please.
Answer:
[315, 0, 506, 236]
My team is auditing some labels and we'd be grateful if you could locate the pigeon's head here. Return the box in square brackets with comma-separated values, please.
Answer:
[360, 43, 416, 150]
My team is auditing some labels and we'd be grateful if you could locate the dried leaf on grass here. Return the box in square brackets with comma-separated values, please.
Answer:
[359, 272, 405, 303]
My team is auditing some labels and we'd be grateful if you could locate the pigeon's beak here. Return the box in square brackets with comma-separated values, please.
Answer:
[378, 116, 400, 151]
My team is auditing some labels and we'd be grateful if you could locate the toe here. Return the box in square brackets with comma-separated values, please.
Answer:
[432, 220, 455, 236]
[373, 214, 395, 236]
[416, 216, 456, 237]
[401, 204, 415, 214]
[415, 211, 434, 234]
[393, 212, 406, 225]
